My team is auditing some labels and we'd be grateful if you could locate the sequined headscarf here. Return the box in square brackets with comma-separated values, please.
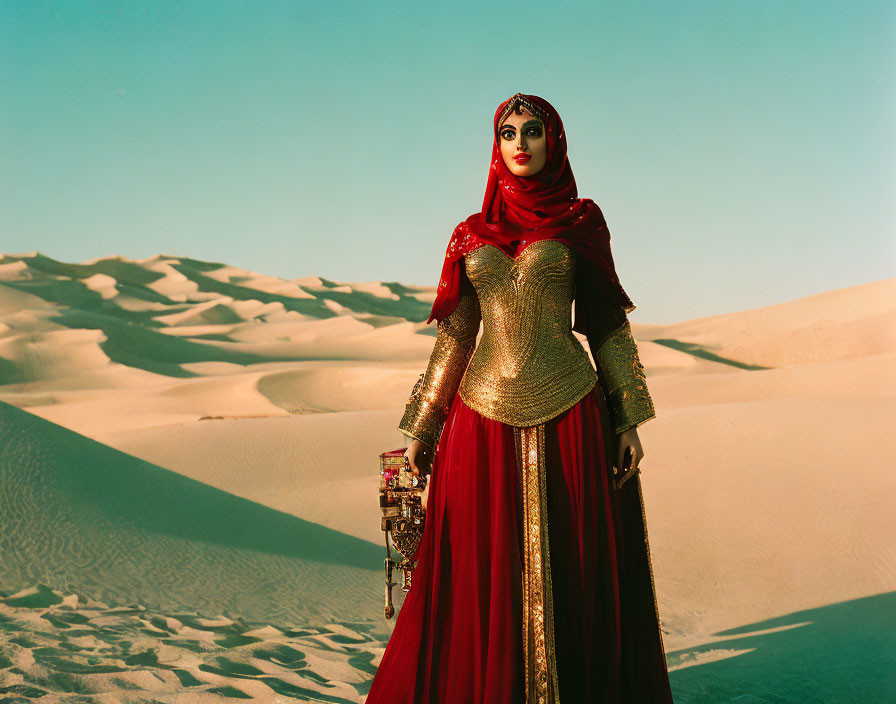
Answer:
[427, 92, 636, 334]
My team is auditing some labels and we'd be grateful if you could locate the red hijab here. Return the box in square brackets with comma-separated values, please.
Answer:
[427, 93, 635, 335]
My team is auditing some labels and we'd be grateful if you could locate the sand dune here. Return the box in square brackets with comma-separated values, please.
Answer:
[0, 583, 382, 703]
[0, 401, 385, 626]
[636, 278, 896, 367]
[1, 251, 893, 702]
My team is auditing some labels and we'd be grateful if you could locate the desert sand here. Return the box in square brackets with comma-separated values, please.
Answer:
[1, 251, 893, 703]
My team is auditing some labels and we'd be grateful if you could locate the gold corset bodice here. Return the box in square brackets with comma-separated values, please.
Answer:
[457, 240, 597, 426]
[398, 240, 655, 449]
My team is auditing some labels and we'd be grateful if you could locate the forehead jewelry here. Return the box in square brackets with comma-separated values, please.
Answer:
[498, 92, 549, 127]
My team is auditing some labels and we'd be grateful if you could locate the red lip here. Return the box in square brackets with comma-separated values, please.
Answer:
[513, 153, 531, 164]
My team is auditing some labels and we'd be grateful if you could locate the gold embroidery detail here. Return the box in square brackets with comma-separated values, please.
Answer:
[595, 320, 656, 434]
[459, 240, 597, 427]
[397, 279, 480, 448]
[515, 424, 560, 703]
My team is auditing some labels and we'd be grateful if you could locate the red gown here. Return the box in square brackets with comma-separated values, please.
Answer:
[368, 91, 674, 703]
[366, 383, 674, 703]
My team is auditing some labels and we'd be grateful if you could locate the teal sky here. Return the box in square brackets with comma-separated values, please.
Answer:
[2, 1, 893, 323]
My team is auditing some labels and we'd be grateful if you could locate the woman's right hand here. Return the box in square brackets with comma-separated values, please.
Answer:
[405, 438, 434, 477]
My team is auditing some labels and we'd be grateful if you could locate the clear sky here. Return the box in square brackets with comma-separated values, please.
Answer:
[2, 0, 894, 323]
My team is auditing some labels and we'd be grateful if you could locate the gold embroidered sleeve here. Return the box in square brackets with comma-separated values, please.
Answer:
[595, 319, 656, 434]
[397, 278, 481, 449]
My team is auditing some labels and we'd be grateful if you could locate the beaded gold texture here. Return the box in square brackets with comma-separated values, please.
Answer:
[515, 423, 560, 704]
[398, 239, 657, 446]
[458, 240, 597, 427]
[499, 92, 549, 128]
[397, 284, 480, 448]
[594, 320, 656, 434]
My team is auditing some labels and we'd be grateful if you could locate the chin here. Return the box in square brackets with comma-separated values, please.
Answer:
[509, 163, 540, 178]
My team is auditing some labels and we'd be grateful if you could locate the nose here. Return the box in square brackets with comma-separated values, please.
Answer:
[517, 134, 527, 152]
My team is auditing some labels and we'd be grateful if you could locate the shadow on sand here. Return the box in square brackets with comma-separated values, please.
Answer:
[668, 591, 896, 703]
[0, 401, 384, 626]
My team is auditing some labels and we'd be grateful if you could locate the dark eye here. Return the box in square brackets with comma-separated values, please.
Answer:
[525, 127, 543, 138]
[501, 129, 516, 141]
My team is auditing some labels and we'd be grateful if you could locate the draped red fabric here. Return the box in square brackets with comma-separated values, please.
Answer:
[364, 386, 675, 703]
[365, 93, 674, 703]
[428, 93, 635, 333]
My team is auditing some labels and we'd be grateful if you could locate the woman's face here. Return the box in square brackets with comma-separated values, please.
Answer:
[498, 108, 547, 177]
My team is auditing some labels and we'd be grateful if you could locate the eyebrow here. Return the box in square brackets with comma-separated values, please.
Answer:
[521, 119, 543, 130]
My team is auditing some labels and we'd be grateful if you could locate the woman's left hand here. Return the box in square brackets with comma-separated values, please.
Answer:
[616, 427, 645, 474]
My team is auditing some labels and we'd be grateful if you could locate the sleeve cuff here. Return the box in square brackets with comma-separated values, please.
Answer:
[397, 425, 437, 450]
[608, 385, 657, 434]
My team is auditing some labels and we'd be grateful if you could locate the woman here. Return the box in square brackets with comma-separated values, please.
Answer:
[366, 93, 674, 704]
